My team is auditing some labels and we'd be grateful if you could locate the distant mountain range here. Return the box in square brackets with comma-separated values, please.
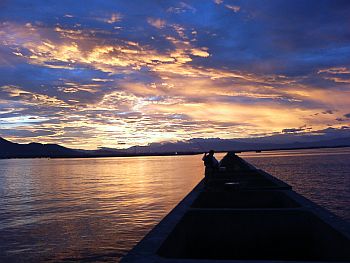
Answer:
[122, 136, 350, 154]
[1, 133, 350, 158]
[0, 137, 81, 158]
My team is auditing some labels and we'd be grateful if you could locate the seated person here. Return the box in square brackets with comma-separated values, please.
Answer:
[202, 150, 219, 183]
[219, 151, 247, 171]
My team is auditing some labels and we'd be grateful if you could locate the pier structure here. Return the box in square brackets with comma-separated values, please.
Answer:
[121, 152, 350, 262]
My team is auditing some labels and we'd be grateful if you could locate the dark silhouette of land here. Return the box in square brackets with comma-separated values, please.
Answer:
[1, 136, 350, 159]
[0, 137, 80, 158]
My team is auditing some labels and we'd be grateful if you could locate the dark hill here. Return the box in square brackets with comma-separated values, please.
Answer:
[124, 136, 350, 154]
[0, 137, 80, 158]
[1, 133, 350, 159]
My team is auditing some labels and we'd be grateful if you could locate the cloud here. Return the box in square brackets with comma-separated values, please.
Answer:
[0, 85, 69, 107]
[167, 2, 196, 14]
[322, 110, 335, 114]
[318, 67, 350, 74]
[147, 18, 166, 29]
[0, 128, 56, 138]
[190, 48, 210, 57]
[282, 127, 306, 134]
[0, 0, 349, 149]
[336, 118, 346, 122]
[225, 5, 240, 13]
[2, 21, 215, 77]
[106, 13, 122, 24]
[317, 67, 350, 83]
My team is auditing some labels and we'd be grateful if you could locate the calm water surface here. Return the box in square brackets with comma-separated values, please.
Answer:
[242, 148, 350, 222]
[0, 148, 349, 262]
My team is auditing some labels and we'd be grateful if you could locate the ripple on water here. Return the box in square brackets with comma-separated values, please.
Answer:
[0, 149, 349, 262]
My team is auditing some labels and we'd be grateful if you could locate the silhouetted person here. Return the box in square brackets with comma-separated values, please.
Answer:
[219, 151, 247, 171]
[202, 150, 219, 185]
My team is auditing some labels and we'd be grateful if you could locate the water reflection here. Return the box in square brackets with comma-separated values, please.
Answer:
[0, 149, 349, 262]
[242, 148, 350, 222]
[0, 155, 206, 262]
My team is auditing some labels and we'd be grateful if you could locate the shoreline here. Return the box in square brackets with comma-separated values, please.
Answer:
[1, 145, 349, 160]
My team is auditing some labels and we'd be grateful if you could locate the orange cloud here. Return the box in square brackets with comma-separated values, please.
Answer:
[1, 21, 348, 149]
[147, 18, 166, 29]
[106, 13, 122, 24]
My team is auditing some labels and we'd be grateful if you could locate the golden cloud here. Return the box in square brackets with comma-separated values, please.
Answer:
[147, 17, 166, 29]
[1, 21, 349, 149]
[106, 13, 122, 24]
[317, 67, 350, 83]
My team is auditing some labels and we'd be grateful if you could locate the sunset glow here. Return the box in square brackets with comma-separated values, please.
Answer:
[1, 1, 349, 149]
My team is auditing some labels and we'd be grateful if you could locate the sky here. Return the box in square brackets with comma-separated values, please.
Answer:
[0, 0, 349, 149]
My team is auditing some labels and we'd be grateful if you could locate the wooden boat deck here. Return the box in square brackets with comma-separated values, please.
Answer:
[121, 153, 350, 262]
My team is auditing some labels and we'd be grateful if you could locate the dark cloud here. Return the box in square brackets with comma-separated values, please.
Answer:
[0, 128, 56, 138]
[282, 128, 306, 134]
[336, 118, 345, 122]
[322, 110, 335, 114]
[191, 0, 350, 76]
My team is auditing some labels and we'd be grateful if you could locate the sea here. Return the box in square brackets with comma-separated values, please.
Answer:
[0, 147, 349, 262]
